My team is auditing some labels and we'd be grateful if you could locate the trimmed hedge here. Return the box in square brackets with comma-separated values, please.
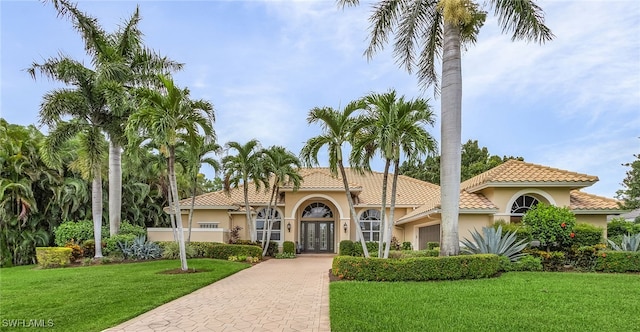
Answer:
[283, 241, 295, 254]
[571, 223, 603, 247]
[36, 247, 72, 268]
[339, 240, 356, 256]
[207, 244, 262, 260]
[595, 251, 640, 273]
[426, 242, 440, 250]
[332, 254, 500, 281]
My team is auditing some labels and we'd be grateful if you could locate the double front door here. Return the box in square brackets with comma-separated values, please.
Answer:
[301, 221, 334, 253]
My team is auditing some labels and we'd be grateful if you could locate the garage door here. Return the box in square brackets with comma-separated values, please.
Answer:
[418, 224, 440, 250]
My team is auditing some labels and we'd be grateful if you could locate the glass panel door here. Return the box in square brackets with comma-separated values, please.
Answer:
[305, 222, 315, 251]
[301, 221, 334, 253]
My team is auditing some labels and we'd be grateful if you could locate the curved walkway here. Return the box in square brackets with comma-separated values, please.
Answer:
[104, 255, 334, 332]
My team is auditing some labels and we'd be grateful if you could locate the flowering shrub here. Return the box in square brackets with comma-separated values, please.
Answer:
[522, 203, 576, 250]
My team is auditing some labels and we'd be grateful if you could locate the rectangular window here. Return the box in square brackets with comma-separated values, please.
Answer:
[256, 220, 281, 241]
[199, 222, 219, 229]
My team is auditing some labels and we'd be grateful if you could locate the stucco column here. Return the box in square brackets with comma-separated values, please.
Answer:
[283, 217, 295, 243]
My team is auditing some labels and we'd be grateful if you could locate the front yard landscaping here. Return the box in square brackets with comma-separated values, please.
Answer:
[0, 259, 248, 331]
[330, 272, 640, 331]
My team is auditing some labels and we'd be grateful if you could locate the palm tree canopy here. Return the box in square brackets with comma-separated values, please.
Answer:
[222, 139, 266, 194]
[262, 146, 303, 191]
[299, 99, 367, 176]
[338, 0, 552, 90]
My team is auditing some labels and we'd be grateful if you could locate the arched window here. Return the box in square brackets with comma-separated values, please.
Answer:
[510, 195, 540, 223]
[256, 208, 282, 241]
[302, 202, 333, 219]
[359, 209, 381, 242]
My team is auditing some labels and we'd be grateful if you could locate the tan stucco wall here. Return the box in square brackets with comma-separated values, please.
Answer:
[147, 228, 228, 243]
[480, 187, 572, 223]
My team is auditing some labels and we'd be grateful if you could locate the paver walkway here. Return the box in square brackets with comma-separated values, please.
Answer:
[104, 255, 334, 332]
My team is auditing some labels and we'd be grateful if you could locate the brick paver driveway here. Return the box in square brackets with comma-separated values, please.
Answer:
[104, 255, 333, 332]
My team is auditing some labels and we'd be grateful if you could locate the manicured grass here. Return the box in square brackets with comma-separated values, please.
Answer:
[0, 259, 248, 331]
[330, 272, 640, 331]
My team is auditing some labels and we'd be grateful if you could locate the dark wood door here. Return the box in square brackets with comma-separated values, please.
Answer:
[301, 221, 334, 253]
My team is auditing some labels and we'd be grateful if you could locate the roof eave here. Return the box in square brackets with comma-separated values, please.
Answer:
[573, 209, 624, 215]
[396, 208, 441, 225]
[466, 181, 596, 193]
[459, 208, 500, 214]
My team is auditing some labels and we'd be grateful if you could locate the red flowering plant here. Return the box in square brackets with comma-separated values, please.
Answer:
[522, 203, 577, 250]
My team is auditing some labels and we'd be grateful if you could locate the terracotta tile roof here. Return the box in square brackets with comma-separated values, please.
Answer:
[178, 167, 439, 208]
[461, 160, 598, 192]
[570, 190, 621, 211]
[396, 191, 498, 225]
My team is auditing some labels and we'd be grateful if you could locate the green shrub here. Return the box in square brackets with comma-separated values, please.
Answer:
[207, 244, 262, 260]
[82, 240, 95, 258]
[275, 252, 296, 259]
[339, 240, 356, 256]
[389, 249, 439, 259]
[567, 244, 606, 271]
[283, 241, 295, 255]
[571, 223, 603, 247]
[427, 242, 440, 250]
[401, 242, 413, 250]
[461, 226, 527, 262]
[262, 241, 278, 257]
[188, 242, 222, 258]
[522, 203, 577, 250]
[354, 241, 381, 257]
[54, 220, 108, 246]
[332, 254, 500, 281]
[104, 234, 136, 256]
[390, 236, 401, 251]
[64, 241, 83, 262]
[595, 251, 640, 273]
[118, 222, 146, 237]
[160, 242, 197, 259]
[509, 255, 543, 272]
[526, 249, 566, 271]
[608, 217, 635, 237]
[36, 247, 72, 268]
[493, 220, 532, 244]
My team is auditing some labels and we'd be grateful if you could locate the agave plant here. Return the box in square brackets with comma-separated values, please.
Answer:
[607, 233, 640, 252]
[117, 236, 163, 260]
[461, 226, 528, 262]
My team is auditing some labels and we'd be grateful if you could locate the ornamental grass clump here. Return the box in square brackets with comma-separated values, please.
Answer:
[461, 225, 527, 262]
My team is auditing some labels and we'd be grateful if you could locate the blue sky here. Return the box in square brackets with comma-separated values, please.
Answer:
[1, 0, 638, 199]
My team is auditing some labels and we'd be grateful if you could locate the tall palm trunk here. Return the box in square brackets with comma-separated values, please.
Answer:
[92, 168, 103, 258]
[243, 180, 256, 242]
[187, 175, 197, 244]
[261, 182, 278, 256]
[439, 22, 462, 256]
[108, 141, 122, 236]
[378, 159, 390, 257]
[169, 148, 188, 270]
[338, 161, 369, 257]
[262, 184, 280, 257]
[383, 159, 400, 258]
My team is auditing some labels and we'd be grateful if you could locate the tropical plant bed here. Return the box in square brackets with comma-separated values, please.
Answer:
[0, 259, 248, 331]
[330, 272, 640, 331]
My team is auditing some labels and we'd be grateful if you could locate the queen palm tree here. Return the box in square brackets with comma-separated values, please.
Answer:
[259, 146, 302, 256]
[127, 74, 214, 271]
[45, 0, 183, 236]
[340, 0, 553, 255]
[222, 140, 266, 243]
[30, 57, 108, 258]
[300, 100, 371, 257]
[354, 90, 437, 258]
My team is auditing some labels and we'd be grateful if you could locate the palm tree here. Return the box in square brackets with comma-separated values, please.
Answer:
[222, 140, 266, 243]
[45, 0, 183, 236]
[340, 0, 553, 255]
[354, 90, 436, 258]
[181, 136, 221, 244]
[300, 100, 371, 257]
[259, 146, 302, 256]
[30, 57, 108, 258]
[127, 74, 214, 271]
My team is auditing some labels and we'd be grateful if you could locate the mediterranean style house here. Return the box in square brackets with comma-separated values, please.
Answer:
[147, 160, 622, 253]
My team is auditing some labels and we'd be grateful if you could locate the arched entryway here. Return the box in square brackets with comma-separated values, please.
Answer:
[299, 202, 335, 253]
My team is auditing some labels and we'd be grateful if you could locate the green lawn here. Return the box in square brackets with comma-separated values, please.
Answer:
[0, 259, 248, 331]
[330, 272, 640, 331]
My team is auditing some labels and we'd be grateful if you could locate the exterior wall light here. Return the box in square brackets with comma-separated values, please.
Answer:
[343, 222, 348, 233]
[287, 222, 291, 232]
